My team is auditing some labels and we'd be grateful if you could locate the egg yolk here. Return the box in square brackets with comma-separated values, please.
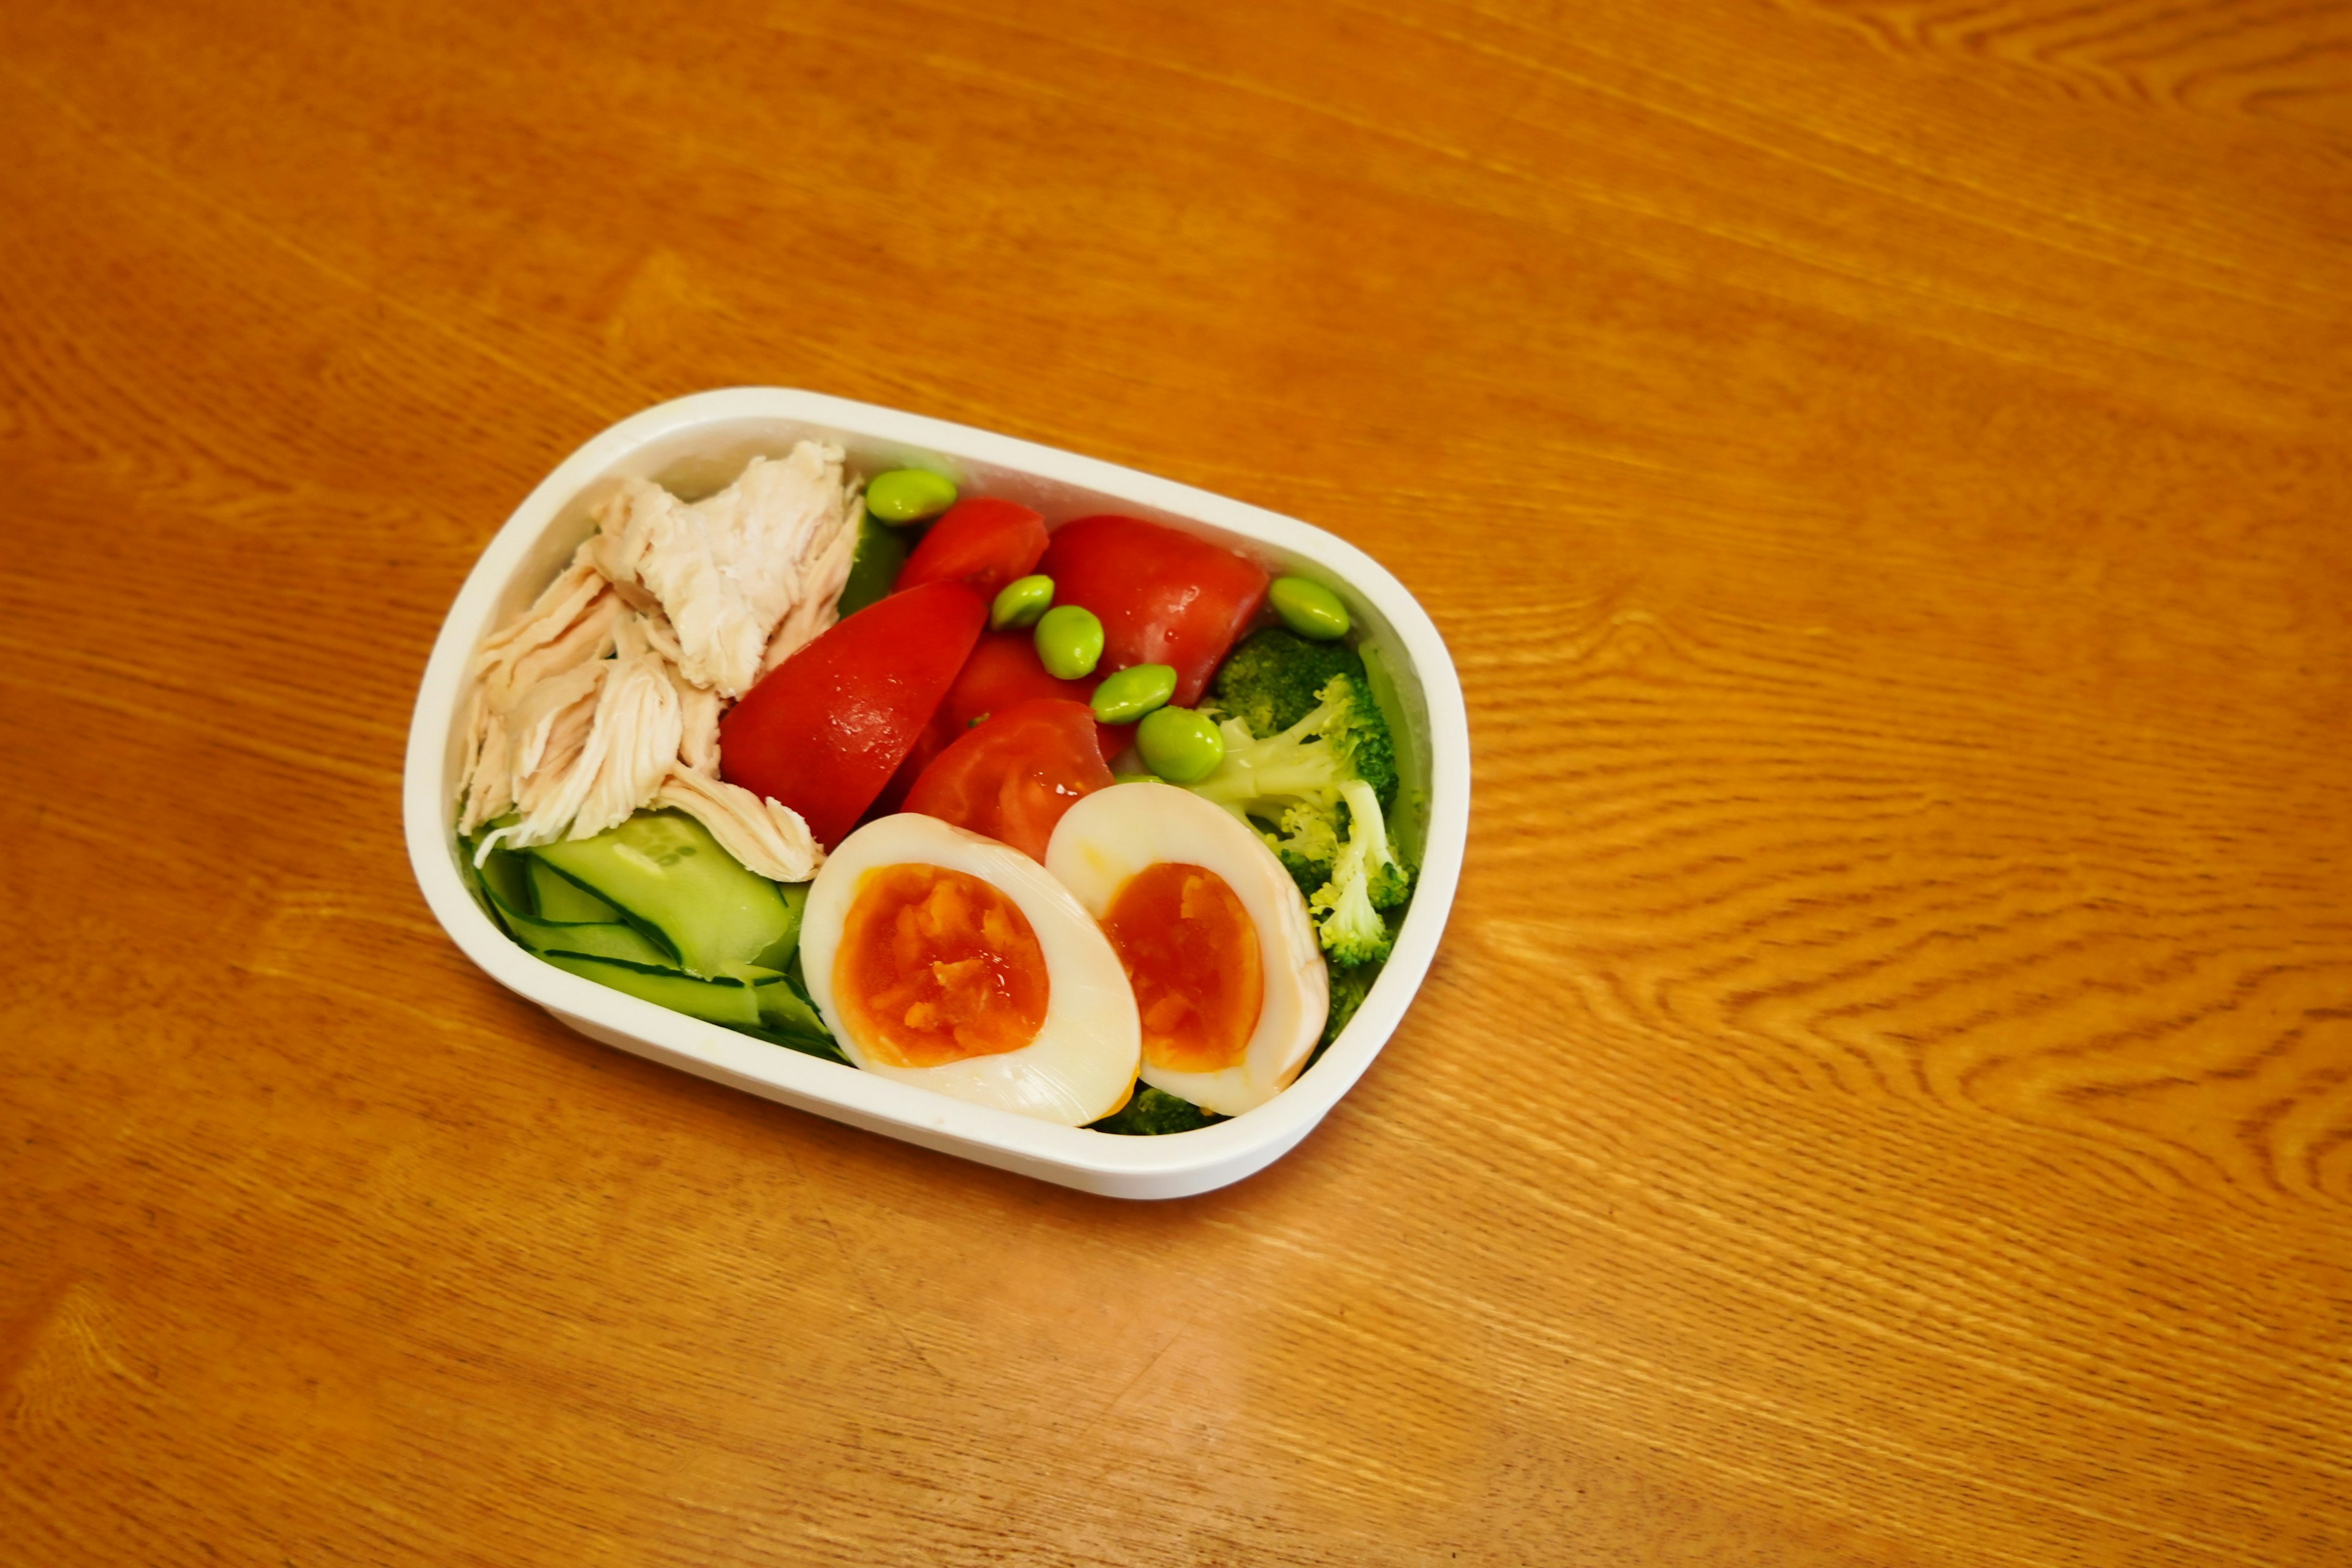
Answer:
[1100, 862, 1264, 1075]
[837, 864, 1050, 1069]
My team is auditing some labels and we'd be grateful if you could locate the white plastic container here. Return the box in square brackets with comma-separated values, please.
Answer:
[403, 389, 1469, 1198]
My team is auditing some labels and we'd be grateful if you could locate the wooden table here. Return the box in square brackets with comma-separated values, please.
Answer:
[7, 2, 2348, 1562]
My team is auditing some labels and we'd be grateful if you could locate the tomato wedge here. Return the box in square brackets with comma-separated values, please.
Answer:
[894, 498, 1050, 601]
[1033, 516, 1268, 706]
[718, 581, 986, 850]
[872, 631, 1133, 815]
[902, 699, 1114, 862]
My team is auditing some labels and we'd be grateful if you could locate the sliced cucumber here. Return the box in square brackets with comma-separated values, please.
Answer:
[744, 973, 846, 1063]
[461, 833, 536, 935]
[717, 962, 832, 1040]
[734, 1022, 850, 1064]
[526, 811, 799, 979]
[835, 503, 911, 619]
[512, 916, 675, 967]
[541, 952, 846, 1063]
[530, 858, 620, 922]
[464, 834, 676, 967]
[760, 882, 810, 970]
[540, 953, 763, 1029]
[756, 979, 829, 1040]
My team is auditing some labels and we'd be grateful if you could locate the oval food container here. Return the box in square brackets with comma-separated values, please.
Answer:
[403, 389, 1469, 1198]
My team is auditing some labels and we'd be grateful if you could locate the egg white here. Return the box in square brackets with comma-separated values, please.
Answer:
[802, 814, 1142, 1126]
[1045, 783, 1327, 1117]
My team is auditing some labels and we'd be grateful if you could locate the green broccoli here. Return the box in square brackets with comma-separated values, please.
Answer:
[1307, 780, 1413, 964]
[1291, 959, 1380, 1082]
[1265, 802, 1339, 895]
[1322, 961, 1376, 1051]
[1090, 1084, 1223, 1136]
[1207, 630, 1376, 784]
[1187, 663, 1412, 967]
[1191, 670, 1399, 817]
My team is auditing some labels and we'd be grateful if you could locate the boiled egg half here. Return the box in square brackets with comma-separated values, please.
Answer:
[801, 813, 1142, 1126]
[1046, 783, 1328, 1117]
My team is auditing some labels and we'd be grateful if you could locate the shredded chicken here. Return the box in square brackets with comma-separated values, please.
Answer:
[587, 445, 860, 699]
[473, 544, 620, 708]
[459, 541, 625, 835]
[624, 603, 723, 773]
[456, 687, 502, 829]
[503, 663, 608, 834]
[654, 765, 823, 883]
[456, 443, 848, 876]
[761, 478, 865, 677]
[672, 670, 724, 775]
[565, 615, 688, 842]
[459, 658, 603, 836]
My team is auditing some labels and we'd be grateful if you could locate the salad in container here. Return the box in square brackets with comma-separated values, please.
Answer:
[404, 390, 1467, 1197]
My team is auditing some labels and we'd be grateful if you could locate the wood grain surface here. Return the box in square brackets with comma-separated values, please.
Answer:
[5, 1, 2349, 1564]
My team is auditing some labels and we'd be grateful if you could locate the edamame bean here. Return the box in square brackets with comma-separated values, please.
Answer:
[865, 469, 958, 524]
[1268, 576, 1351, 641]
[1089, 663, 1177, 725]
[1112, 772, 1166, 786]
[1135, 706, 1224, 783]
[989, 574, 1055, 631]
[1034, 605, 1104, 680]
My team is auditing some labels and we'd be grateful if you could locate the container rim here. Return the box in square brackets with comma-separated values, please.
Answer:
[402, 388, 1470, 1197]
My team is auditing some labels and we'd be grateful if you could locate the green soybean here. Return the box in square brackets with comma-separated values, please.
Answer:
[1136, 706, 1224, 783]
[990, 574, 1055, 631]
[1090, 663, 1176, 724]
[1268, 576, 1351, 641]
[865, 469, 958, 524]
[1035, 604, 1104, 680]
[1112, 772, 1167, 786]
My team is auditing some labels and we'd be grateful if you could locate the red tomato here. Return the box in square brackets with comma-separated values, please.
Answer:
[894, 498, 1049, 601]
[718, 581, 986, 850]
[903, 699, 1115, 862]
[1033, 516, 1268, 706]
[870, 631, 1132, 816]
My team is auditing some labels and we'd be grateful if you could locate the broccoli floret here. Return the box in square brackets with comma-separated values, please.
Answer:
[1090, 1084, 1222, 1136]
[1188, 672, 1414, 965]
[1264, 803, 1339, 895]
[1322, 960, 1377, 1053]
[1295, 959, 1381, 1080]
[1191, 671, 1398, 818]
[1346, 704, 1398, 813]
[1208, 628, 1366, 740]
[1308, 780, 1411, 965]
